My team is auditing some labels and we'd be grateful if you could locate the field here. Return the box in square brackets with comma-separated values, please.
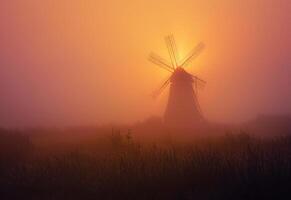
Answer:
[0, 124, 291, 200]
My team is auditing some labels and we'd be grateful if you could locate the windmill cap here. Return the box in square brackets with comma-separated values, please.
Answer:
[170, 67, 193, 83]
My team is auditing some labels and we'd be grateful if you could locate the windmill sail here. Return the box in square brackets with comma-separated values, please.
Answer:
[181, 42, 205, 68]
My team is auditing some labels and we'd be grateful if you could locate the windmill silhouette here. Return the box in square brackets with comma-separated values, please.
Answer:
[149, 35, 206, 127]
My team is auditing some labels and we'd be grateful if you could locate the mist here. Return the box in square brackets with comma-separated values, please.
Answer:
[0, 0, 290, 127]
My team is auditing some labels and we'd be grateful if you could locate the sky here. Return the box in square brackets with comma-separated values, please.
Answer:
[0, 0, 290, 127]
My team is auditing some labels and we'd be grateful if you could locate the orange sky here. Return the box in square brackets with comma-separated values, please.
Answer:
[0, 0, 290, 127]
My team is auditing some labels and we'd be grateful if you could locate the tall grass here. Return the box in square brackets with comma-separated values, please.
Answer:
[0, 129, 291, 200]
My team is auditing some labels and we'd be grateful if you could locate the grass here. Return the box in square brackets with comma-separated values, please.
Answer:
[0, 128, 291, 200]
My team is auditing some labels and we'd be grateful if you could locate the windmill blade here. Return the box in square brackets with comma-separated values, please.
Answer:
[148, 53, 174, 73]
[149, 52, 172, 68]
[192, 81, 204, 114]
[180, 42, 205, 68]
[194, 94, 203, 115]
[169, 34, 179, 66]
[193, 77, 206, 90]
[190, 74, 206, 90]
[191, 74, 206, 84]
[152, 77, 171, 99]
[165, 35, 178, 69]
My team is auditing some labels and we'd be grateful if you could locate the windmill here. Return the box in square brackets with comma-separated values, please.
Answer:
[149, 35, 206, 127]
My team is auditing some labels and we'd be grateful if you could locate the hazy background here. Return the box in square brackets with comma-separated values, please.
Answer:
[0, 0, 290, 127]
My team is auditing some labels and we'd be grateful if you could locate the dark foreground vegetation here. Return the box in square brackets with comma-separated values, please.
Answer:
[0, 127, 291, 200]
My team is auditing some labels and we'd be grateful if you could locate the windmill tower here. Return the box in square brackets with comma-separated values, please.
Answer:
[149, 35, 206, 127]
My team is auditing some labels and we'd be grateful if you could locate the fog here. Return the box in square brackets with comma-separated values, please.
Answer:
[0, 0, 290, 127]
